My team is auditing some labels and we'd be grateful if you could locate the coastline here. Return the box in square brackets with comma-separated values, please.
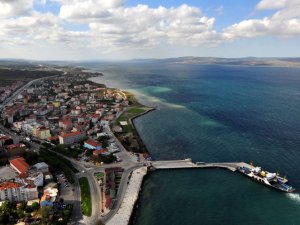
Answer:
[106, 167, 148, 225]
[128, 171, 152, 225]
[88, 74, 156, 224]
[128, 107, 157, 155]
[89, 75, 156, 155]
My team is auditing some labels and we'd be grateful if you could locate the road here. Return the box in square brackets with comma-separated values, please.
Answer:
[0, 74, 60, 111]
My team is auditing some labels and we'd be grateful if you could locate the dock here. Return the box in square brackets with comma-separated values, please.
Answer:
[104, 160, 253, 225]
[151, 159, 251, 172]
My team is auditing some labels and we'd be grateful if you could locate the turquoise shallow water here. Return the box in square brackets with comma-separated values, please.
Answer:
[88, 62, 300, 225]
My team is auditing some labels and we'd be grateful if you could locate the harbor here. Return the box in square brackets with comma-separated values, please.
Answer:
[104, 159, 295, 225]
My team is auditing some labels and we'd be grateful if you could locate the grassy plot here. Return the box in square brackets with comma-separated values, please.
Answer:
[94, 172, 104, 179]
[116, 107, 148, 132]
[79, 177, 92, 216]
[114, 106, 153, 153]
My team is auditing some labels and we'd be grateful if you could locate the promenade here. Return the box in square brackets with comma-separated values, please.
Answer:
[106, 167, 148, 225]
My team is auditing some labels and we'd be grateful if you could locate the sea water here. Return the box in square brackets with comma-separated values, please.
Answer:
[88, 62, 300, 225]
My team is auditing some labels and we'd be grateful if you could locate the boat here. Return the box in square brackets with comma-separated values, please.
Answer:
[238, 164, 295, 193]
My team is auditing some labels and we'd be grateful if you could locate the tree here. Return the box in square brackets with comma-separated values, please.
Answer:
[31, 202, 40, 211]
[102, 139, 108, 148]
[86, 150, 93, 157]
[98, 153, 116, 164]
[39, 206, 52, 225]
[0, 201, 11, 224]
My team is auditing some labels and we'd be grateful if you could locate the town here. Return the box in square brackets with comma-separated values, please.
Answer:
[0, 68, 153, 225]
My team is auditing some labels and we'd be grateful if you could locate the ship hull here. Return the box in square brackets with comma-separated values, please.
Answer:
[238, 168, 295, 193]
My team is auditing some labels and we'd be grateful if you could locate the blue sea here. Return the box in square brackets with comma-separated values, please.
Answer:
[89, 62, 300, 225]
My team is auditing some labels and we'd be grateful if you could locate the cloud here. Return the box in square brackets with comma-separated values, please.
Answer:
[256, 0, 287, 10]
[59, 0, 124, 20]
[58, 2, 222, 49]
[0, 11, 90, 49]
[224, 0, 300, 40]
[0, 0, 33, 17]
[1, 0, 300, 59]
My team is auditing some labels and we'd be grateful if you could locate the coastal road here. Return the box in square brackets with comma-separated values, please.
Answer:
[0, 74, 61, 111]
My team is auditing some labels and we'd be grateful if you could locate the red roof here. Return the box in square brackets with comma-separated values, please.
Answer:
[62, 120, 73, 125]
[60, 131, 83, 138]
[6, 143, 25, 150]
[0, 135, 11, 141]
[9, 157, 29, 174]
[105, 195, 112, 209]
[0, 181, 21, 191]
[93, 148, 107, 156]
[85, 139, 101, 147]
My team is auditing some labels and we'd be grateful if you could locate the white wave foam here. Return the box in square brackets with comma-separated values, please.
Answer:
[287, 193, 300, 204]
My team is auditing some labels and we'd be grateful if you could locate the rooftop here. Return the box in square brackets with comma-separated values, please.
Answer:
[59, 131, 83, 138]
[85, 139, 101, 147]
[9, 157, 30, 174]
[0, 166, 17, 180]
[0, 181, 22, 191]
[6, 143, 26, 150]
[93, 148, 107, 155]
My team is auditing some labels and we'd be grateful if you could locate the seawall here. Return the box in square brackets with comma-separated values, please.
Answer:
[106, 167, 148, 225]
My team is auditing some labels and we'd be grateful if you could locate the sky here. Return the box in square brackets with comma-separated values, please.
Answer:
[0, 0, 300, 60]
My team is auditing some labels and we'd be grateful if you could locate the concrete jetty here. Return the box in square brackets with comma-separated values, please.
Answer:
[104, 160, 250, 225]
[151, 159, 249, 172]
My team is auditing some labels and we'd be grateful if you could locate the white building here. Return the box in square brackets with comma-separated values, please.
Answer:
[0, 181, 38, 202]
[58, 131, 86, 145]
[27, 172, 44, 187]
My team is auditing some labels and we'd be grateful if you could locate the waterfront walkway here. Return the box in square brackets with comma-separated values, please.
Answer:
[106, 167, 148, 225]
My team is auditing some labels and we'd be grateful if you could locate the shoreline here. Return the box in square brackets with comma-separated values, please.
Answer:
[90, 75, 156, 155]
[129, 107, 157, 155]
[128, 171, 152, 225]
[106, 167, 148, 225]
[88, 74, 156, 224]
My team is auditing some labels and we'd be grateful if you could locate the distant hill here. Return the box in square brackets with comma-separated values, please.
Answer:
[131, 57, 300, 67]
[1, 57, 300, 68]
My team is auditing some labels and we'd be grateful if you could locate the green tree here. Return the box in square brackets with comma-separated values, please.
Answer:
[31, 202, 40, 211]
[86, 150, 93, 157]
[39, 206, 52, 225]
[0, 201, 11, 224]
